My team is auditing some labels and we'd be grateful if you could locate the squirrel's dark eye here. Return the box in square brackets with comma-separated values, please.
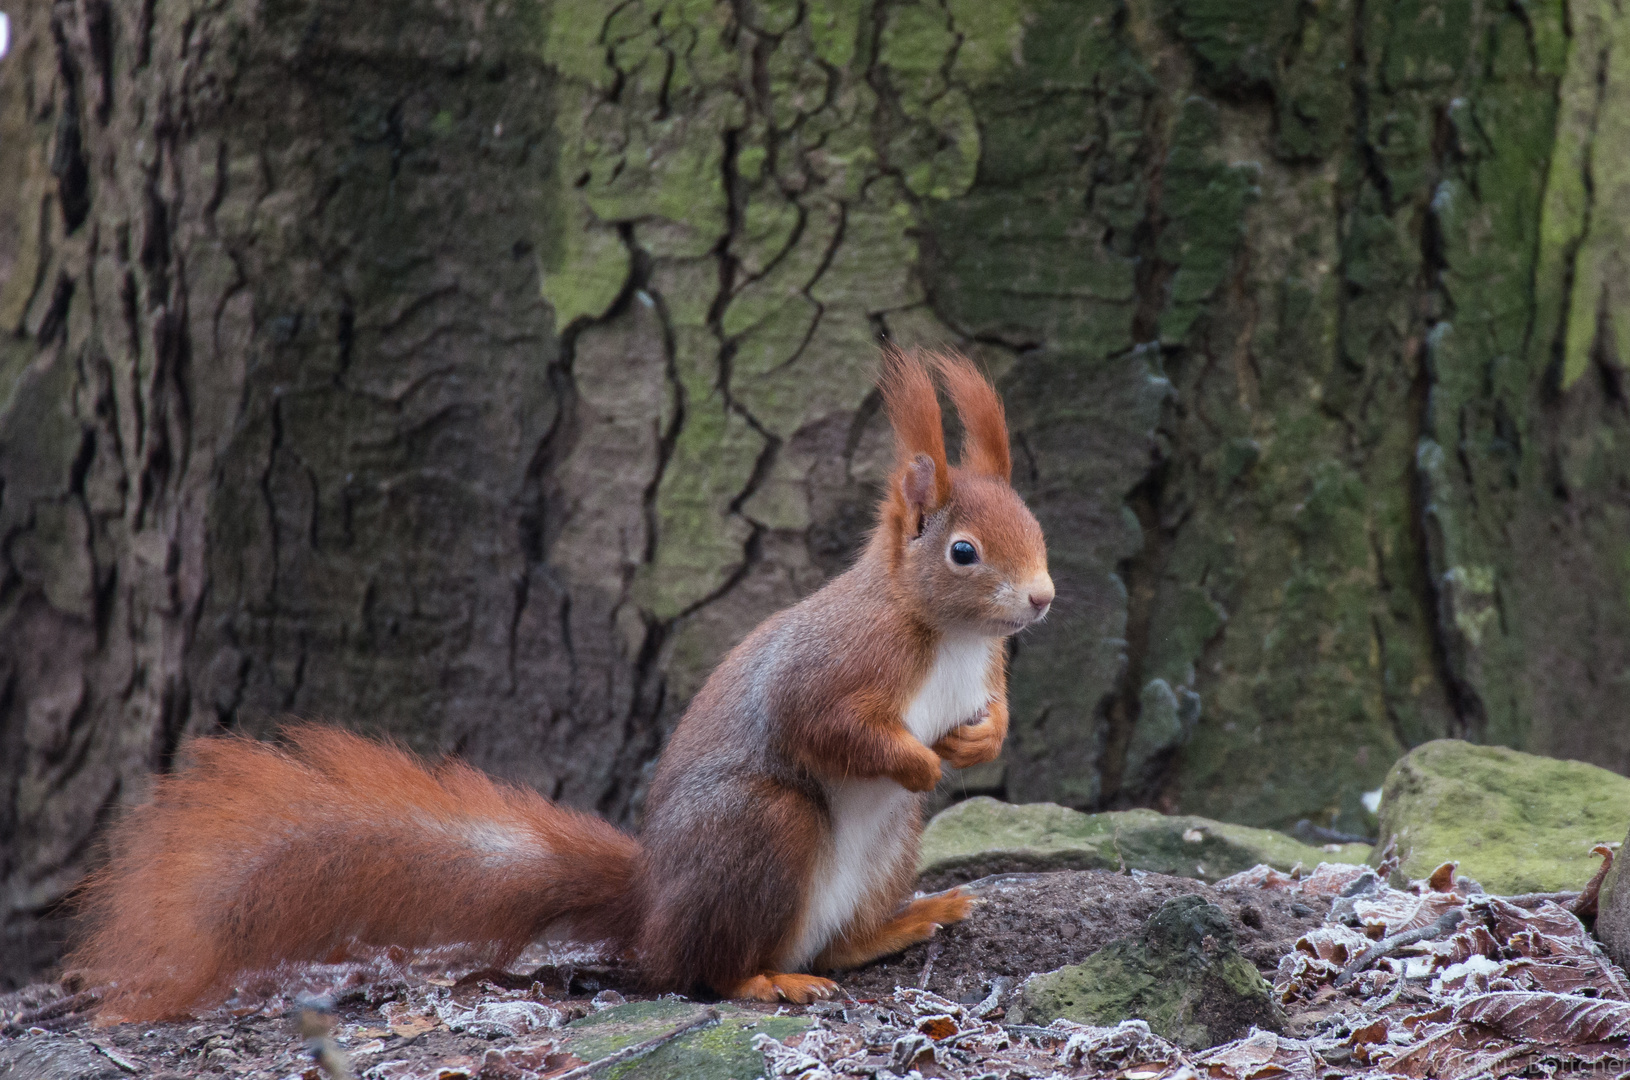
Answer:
[950, 540, 979, 566]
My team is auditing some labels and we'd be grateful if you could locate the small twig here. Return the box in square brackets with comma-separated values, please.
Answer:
[88, 1041, 139, 1073]
[917, 941, 943, 989]
[969, 976, 1013, 1020]
[10, 988, 102, 1027]
[1334, 907, 1463, 987]
[1367, 972, 1409, 1013]
[552, 1007, 720, 1079]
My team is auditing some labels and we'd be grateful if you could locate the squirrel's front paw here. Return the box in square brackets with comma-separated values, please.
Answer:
[933, 717, 1003, 769]
[894, 745, 945, 792]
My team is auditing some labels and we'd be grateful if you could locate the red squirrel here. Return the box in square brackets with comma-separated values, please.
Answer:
[70, 347, 1054, 1019]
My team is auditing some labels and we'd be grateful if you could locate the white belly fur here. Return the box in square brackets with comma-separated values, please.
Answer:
[785, 634, 999, 969]
[902, 634, 1000, 746]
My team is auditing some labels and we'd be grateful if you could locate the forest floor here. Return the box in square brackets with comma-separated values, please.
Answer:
[2, 861, 1626, 1080]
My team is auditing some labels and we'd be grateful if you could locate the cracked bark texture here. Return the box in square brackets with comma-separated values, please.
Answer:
[4, 0, 1630, 986]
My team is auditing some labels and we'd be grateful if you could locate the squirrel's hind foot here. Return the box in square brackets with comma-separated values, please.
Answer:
[815, 888, 974, 969]
[728, 972, 840, 1004]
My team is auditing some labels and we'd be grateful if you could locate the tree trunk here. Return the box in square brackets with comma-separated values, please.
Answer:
[3, 0, 1628, 986]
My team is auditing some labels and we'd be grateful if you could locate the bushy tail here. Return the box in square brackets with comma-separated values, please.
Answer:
[70, 725, 642, 1020]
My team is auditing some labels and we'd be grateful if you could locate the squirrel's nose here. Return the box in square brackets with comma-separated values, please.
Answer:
[1024, 573, 1055, 617]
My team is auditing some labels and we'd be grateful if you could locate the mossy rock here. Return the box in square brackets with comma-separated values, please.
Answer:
[918, 797, 1369, 884]
[1372, 740, 1630, 894]
[1018, 895, 1281, 1049]
[559, 1000, 809, 1080]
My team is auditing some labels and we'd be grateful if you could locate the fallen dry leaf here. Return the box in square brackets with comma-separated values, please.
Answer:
[1352, 888, 1460, 937]
[1477, 896, 1586, 946]
[1412, 924, 1499, 967]
[1214, 862, 1370, 898]
[1193, 1030, 1326, 1080]
[1214, 864, 1300, 892]
[1195, 1029, 1279, 1077]
[1272, 951, 1342, 1004]
[1453, 991, 1630, 1045]
[1383, 1022, 1524, 1079]
[1402, 1004, 1453, 1031]
[381, 1000, 443, 1039]
[1496, 957, 1630, 999]
[1347, 1018, 1388, 1046]
[1423, 862, 1458, 894]
[479, 1041, 582, 1080]
[1295, 924, 1374, 964]
[1296, 863, 1372, 899]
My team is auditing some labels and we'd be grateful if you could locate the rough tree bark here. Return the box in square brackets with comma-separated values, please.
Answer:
[3, 0, 1628, 985]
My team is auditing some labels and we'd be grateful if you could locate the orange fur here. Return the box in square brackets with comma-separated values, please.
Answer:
[728, 972, 840, 1004]
[72, 726, 638, 1020]
[928, 350, 1011, 480]
[879, 345, 952, 542]
[816, 891, 973, 969]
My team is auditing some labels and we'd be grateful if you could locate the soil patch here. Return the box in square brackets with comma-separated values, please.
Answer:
[841, 869, 1329, 1001]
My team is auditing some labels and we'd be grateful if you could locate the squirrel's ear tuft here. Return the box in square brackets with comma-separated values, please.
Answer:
[929, 350, 1011, 481]
[880, 346, 951, 521]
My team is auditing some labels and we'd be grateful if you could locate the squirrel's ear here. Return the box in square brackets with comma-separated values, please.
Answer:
[880, 345, 951, 504]
[900, 453, 939, 532]
[930, 351, 1011, 481]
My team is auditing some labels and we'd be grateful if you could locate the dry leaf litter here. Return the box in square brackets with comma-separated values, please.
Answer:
[2, 848, 1625, 1080]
